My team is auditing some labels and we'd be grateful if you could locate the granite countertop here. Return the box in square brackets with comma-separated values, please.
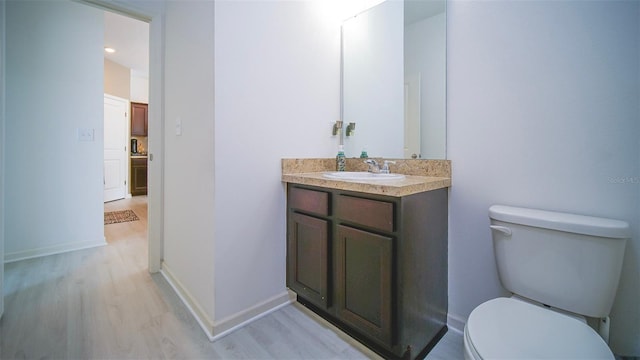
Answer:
[282, 172, 450, 197]
[281, 158, 451, 197]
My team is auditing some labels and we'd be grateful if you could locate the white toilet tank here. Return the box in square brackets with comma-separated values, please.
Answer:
[489, 205, 629, 318]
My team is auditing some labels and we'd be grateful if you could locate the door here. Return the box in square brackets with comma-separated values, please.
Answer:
[104, 94, 128, 202]
[335, 225, 394, 348]
[287, 212, 329, 309]
[131, 158, 148, 196]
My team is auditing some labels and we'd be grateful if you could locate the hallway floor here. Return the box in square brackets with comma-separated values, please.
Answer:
[0, 196, 463, 359]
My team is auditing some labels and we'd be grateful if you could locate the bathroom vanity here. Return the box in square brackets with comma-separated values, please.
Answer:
[283, 159, 451, 360]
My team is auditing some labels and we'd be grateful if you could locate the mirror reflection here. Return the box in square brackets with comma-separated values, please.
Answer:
[342, 0, 446, 159]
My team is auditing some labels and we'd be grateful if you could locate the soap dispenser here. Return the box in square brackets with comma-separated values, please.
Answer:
[336, 145, 346, 171]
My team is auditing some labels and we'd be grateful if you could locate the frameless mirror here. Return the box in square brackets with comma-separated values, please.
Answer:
[342, 0, 446, 159]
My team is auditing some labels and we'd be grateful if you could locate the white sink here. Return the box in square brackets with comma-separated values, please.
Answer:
[323, 171, 406, 181]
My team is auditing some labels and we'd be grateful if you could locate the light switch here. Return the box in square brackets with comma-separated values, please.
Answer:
[77, 128, 94, 142]
[175, 117, 182, 136]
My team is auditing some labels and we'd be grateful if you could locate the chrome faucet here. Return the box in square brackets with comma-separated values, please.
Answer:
[380, 160, 396, 174]
[365, 159, 397, 174]
[364, 159, 381, 173]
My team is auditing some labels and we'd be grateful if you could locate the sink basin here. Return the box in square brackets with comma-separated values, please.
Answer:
[323, 171, 406, 181]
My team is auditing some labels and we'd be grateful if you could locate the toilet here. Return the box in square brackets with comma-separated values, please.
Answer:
[464, 205, 630, 360]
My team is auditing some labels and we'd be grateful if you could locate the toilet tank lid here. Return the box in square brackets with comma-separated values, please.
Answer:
[489, 205, 630, 239]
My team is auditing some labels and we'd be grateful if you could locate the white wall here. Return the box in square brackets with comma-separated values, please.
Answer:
[162, 0, 216, 327]
[213, 0, 340, 322]
[447, 0, 640, 355]
[104, 58, 131, 99]
[5, 0, 105, 261]
[130, 70, 149, 103]
[0, 0, 5, 318]
[342, 0, 404, 158]
[405, 12, 446, 159]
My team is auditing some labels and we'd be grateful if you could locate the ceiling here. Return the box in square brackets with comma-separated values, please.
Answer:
[104, 11, 149, 76]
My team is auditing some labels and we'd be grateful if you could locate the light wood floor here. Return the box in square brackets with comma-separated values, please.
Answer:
[0, 196, 464, 359]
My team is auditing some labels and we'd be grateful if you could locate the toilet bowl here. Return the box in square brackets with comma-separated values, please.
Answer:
[463, 297, 613, 360]
[463, 205, 629, 360]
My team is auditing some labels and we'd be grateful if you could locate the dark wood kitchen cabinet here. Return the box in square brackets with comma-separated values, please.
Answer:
[131, 102, 148, 136]
[286, 184, 448, 360]
[131, 157, 147, 196]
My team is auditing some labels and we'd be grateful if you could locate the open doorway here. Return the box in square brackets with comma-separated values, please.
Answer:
[102, 9, 150, 257]
[98, 4, 163, 272]
[73, 0, 163, 273]
[103, 10, 149, 202]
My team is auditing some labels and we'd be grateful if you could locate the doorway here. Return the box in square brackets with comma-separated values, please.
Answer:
[85, 0, 163, 272]
[102, 9, 151, 258]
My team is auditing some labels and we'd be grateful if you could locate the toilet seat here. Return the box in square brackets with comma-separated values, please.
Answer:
[465, 297, 614, 359]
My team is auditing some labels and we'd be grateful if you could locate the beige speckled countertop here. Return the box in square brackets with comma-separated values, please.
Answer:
[282, 158, 451, 197]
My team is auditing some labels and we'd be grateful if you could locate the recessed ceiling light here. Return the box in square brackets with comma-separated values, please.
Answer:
[104, 47, 116, 53]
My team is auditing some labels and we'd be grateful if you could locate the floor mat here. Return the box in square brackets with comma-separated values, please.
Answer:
[104, 210, 139, 225]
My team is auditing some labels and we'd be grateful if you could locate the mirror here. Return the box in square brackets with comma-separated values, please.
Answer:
[342, 0, 446, 159]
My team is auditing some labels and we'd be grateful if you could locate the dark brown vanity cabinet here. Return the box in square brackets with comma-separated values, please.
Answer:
[286, 184, 448, 360]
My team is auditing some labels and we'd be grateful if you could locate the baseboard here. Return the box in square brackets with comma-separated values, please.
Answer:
[447, 312, 466, 335]
[159, 262, 216, 340]
[211, 291, 292, 341]
[4, 238, 107, 263]
[159, 262, 292, 342]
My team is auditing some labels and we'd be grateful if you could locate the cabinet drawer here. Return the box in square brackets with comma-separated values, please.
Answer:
[289, 187, 329, 216]
[336, 195, 394, 233]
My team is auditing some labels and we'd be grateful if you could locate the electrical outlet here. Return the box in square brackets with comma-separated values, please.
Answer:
[77, 128, 94, 142]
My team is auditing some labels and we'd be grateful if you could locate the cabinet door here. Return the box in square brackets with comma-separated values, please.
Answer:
[287, 213, 329, 309]
[131, 102, 148, 136]
[335, 225, 394, 347]
[131, 159, 148, 196]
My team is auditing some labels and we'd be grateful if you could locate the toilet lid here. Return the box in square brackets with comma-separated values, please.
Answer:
[467, 297, 614, 359]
